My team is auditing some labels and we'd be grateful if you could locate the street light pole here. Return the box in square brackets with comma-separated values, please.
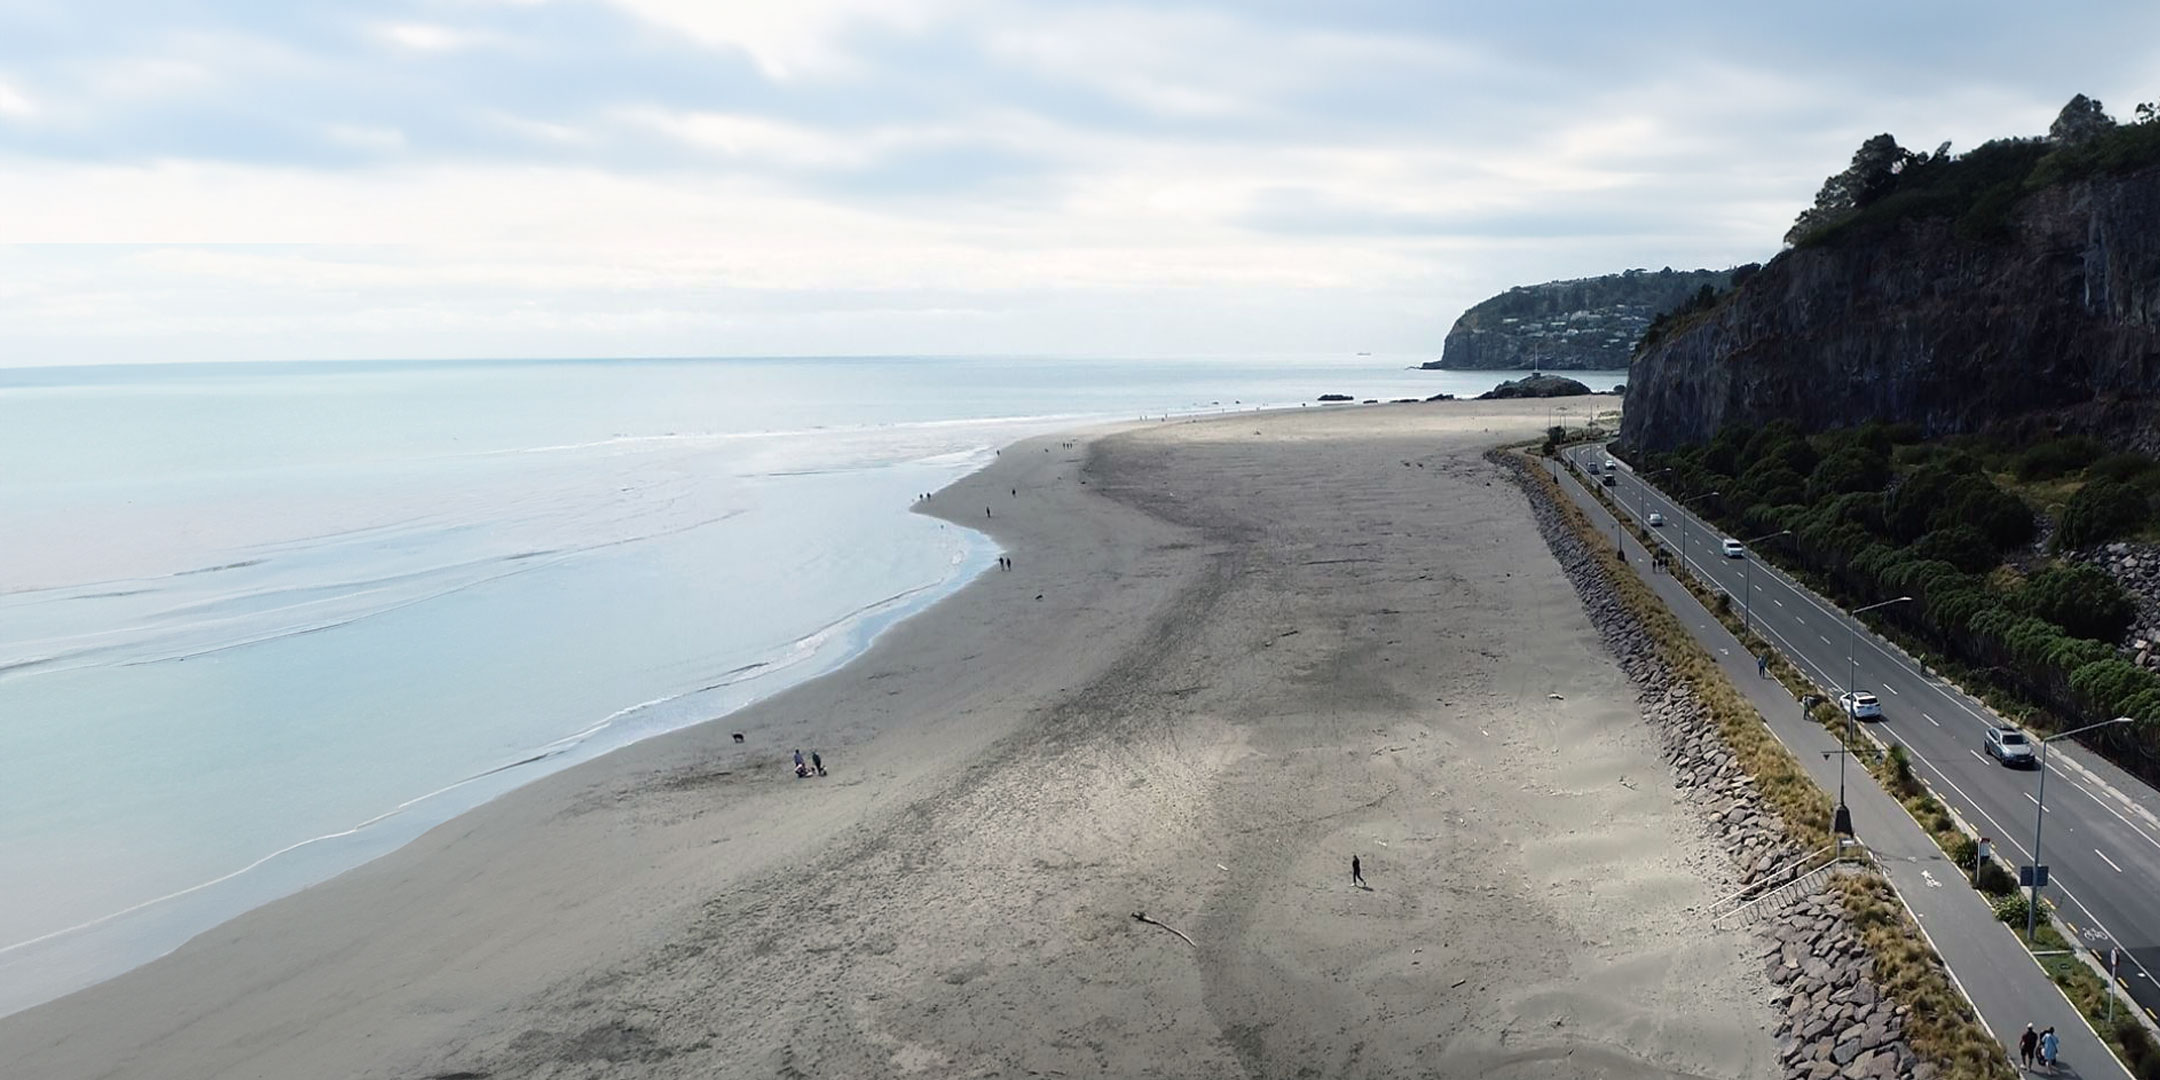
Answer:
[1676, 490, 1719, 582]
[1735, 529, 1791, 632]
[1638, 467, 1672, 530]
[2028, 716, 2135, 940]
[1846, 596, 1913, 709]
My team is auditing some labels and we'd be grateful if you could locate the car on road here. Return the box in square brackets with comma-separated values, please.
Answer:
[1721, 538, 1746, 557]
[1839, 691, 1883, 720]
[1647, 512, 1665, 527]
[1985, 726, 2038, 767]
[1603, 459, 1617, 473]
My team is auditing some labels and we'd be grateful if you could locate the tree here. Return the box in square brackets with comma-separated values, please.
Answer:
[1785, 134, 1915, 244]
[2057, 479, 2148, 550]
[2137, 102, 2157, 126]
[2049, 94, 2117, 145]
[2024, 563, 2135, 642]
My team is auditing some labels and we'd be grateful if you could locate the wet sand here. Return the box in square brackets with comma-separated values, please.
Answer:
[0, 400, 1775, 1079]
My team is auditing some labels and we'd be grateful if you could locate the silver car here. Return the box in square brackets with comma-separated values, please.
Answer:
[1985, 727, 2037, 768]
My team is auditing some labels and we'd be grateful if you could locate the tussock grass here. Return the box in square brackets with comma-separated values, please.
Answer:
[1838, 875, 2019, 1080]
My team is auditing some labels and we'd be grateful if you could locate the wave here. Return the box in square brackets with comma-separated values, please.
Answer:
[0, 544, 983, 964]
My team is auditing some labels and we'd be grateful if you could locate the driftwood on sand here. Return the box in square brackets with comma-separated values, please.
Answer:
[1130, 911, 1196, 948]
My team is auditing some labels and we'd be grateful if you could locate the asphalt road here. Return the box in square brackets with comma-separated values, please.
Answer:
[1566, 444, 2160, 1025]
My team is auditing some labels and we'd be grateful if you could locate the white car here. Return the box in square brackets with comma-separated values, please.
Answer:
[1721, 538, 1746, 558]
[1647, 512, 1665, 527]
[1839, 692, 1883, 720]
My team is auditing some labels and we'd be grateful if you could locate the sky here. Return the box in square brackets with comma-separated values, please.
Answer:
[0, 1, 2154, 366]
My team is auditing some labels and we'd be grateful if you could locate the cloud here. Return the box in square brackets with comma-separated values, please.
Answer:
[2, 0, 2158, 363]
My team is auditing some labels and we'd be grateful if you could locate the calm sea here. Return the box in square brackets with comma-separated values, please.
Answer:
[0, 355, 1621, 1013]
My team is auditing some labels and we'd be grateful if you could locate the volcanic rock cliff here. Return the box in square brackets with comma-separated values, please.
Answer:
[1621, 161, 2160, 453]
[1425, 268, 1731, 371]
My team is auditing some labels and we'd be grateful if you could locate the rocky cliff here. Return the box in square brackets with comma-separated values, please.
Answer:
[1425, 268, 1731, 370]
[1622, 159, 2160, 453]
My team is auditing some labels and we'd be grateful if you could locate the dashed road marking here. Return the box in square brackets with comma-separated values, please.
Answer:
[2097, 848, 2125, 873]
[1885, 686, 1899, 694]
[1924, 713, 1940, 726]
[2024, 792, 2050, 813]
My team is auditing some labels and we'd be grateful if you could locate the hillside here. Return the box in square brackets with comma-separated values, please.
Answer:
[1621, 101, 2160, 453]
[1424, 267, 1732, 370]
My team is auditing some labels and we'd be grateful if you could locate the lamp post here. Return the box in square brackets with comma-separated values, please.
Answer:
[2027, 716, 2135, 940]
[1808, 694, 1854, 839]
[1734, 529, 1791, 632]
[1638, 467, 1672, 529]
[1675, 490, 1719, 581]
[1846, 596, 1912, 711]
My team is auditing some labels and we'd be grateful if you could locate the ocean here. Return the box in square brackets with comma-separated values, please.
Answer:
[0, 355, 1622, 1014]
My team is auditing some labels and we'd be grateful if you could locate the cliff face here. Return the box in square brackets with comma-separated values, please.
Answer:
[1426, 268, 1730, 370]
[1622, 164, 2160, 452]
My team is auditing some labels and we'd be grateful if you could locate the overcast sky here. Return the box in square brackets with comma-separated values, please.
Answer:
[1, 1, 2154, 365]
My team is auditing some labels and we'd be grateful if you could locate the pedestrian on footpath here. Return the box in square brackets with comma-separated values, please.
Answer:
[2019, 1024, 2037, 1070]
[1757, 653, 1770, 678]
[2039, 1027, 2058, 1073]
[1351, 854, 1365, 888]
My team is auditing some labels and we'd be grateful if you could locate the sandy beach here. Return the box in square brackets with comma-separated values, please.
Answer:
[0, 400, 1777, 1079]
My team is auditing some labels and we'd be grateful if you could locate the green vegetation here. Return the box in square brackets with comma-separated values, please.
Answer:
[1640, 423, 2160, 787]
[1786, 94, 2160, 249]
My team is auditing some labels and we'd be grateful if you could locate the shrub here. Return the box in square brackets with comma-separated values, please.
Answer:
[2025, 562, 2136, 641]
[1909, 525, 2001, 573]
[1889, 744, 1920, 796]
[1947, 834, 1978, 870]
[1975, 860, 2018, 897]
[2089, 452, 2160, 486]
[1992, 892, 2035, 925]
[2012, 436, 2105, 481]
[1941, 475, 2036, 549]
[2059, 479, 2150, 550]
[1809, 446, 1892, 501]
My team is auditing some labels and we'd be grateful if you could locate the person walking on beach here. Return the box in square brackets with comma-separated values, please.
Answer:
[1351, 854, 1365, 888]
[2040, 1027, 2058, 1072]
[811, 751, 824, 777]
[2019, 1024, 2038, 1069]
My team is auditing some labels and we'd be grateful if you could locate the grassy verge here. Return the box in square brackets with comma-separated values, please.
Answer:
[1534, 449, 2011, 1080]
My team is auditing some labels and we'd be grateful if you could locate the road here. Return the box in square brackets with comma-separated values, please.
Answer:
[1546, 454, 2129, 1079]
[1565, 444, 2160, 1026]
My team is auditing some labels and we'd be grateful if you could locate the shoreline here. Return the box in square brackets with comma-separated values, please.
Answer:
[0, 418, 1205, 1074]
[2, 400, 1773, 1080]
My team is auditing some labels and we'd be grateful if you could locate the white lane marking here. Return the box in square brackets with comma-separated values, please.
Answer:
[2097, 848, 2125, 873]
[1821, 635, 1833, 645]
[1774, 598, 1784, 607]
[1886, 686, 1899, 695]
[1918, 755, 2025, 855]
[1972, 750, 1989, 764]
[2023, 792, 2050, 813]
[2050, 767, 2160, 855]
[1924, 713, 1940, 726]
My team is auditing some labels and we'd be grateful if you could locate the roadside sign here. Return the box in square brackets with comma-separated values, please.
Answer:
[1977, 838, 1992, 863]
[2019, 864, 2050, 887]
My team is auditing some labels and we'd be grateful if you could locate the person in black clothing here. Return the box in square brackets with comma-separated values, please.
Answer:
[811, 751, 825, 776]
[1351, 854, 1365, 888]
[2019, 1024, 2038, 1069]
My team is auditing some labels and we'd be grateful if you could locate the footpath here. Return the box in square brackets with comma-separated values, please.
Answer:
[1547, 456, 2129, 1080]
